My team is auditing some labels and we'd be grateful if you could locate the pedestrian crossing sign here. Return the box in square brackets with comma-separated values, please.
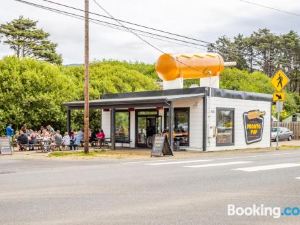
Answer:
[271, 70, 289, 92]
[272, 91, 286, 102]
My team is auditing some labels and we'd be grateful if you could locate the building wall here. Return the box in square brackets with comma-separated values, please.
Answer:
[206, 97, 271, 151]
[173, 98, 203, 150]
[102, 110, 111, 138]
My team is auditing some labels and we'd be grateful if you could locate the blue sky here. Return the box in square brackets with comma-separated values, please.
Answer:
[0, 0, 299, 64]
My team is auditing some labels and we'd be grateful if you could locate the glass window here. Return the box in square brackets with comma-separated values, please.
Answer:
[216, 108, 234, 146]
[164, 108, 189, 146]
[115, 111, 129, 142]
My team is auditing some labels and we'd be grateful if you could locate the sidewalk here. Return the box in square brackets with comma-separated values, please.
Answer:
[2, 140, 299, 160]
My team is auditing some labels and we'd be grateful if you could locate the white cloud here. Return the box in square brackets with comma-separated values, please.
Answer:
[0, 0, 299, 64]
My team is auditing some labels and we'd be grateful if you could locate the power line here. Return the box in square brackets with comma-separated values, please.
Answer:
[92, 0, 164, 54]
[15, 0, 208, 48]
[38, 0, 211, 44]
[15, 0, 209, 73]
[13, 0, 300, 68]
[240, 0, 300, 17]
[91, 0, 210, 74]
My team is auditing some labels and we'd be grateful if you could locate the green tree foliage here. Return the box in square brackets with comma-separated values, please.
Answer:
[220, 68, 298, 119]
[209, 29, 300, 94]
[0, 56, 78, 133]
[0, 57, 159, 134]
[0, 16, 62, 64]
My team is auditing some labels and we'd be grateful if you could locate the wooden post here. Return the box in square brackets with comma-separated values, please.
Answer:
[83, 0, 90, 153]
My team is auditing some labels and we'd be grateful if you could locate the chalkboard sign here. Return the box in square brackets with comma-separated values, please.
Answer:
[243, 110, 265, 144]
[151, 135, 173, 157]
[0, 137, 13, 155]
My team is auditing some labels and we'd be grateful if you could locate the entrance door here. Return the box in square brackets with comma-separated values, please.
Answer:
[136, 111, 162, 148]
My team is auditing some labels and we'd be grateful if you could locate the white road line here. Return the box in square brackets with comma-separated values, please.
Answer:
[234, 163, 300, 172]
[295, 177, 300, 180]
[123, 159, 171, 164]
[146, 159, 213, 166]
[184, 161, 251, 168]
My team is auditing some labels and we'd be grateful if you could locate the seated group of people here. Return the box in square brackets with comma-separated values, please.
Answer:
[14, 124, 106, 151]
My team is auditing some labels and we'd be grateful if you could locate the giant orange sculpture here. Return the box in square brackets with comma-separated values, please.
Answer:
[155, 53, 227, 81]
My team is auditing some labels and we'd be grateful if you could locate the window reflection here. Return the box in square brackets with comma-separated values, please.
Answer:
[216, 108, 234, 145]
[164, 108, 189, 146]
[115, 111, 129, 142]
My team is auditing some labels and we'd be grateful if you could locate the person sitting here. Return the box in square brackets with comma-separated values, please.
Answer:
[28, 130, 37, 150]
[69, 131, 76, 150]
[53, 130, 63, 151]
[62, 132, 70, 150]
[76, 128, 84, 147]
[89, 130, 98, 146]
[74, 130, 83, 149]
[96, 129, 105, 148]
[17, 130, 29, 151]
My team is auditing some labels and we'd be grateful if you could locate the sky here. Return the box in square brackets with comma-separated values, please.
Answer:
[0, 0, 299, 64]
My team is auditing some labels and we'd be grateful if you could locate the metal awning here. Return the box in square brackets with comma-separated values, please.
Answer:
[64, 93, 204, 109]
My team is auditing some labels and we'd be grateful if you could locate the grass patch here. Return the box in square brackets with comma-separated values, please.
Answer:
[277, 145, 300, 150]
[48, 149, 150, 159]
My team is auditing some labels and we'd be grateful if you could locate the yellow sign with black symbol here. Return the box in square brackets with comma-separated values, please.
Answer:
[271, 70, 289, 92]
[273, 91, 286, 102]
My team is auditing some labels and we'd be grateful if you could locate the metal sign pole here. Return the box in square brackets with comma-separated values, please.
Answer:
[276, 110, 280, 150]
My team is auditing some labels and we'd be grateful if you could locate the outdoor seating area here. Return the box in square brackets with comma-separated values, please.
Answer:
[10, 124, 115, 153]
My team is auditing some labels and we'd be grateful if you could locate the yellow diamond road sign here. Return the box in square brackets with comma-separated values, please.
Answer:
[271, 70, 289, 92]
[273, 91, 285, 102]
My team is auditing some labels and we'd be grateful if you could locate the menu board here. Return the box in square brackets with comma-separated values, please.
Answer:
[0, 137, 13, 155]
[151, 135, 173, 157]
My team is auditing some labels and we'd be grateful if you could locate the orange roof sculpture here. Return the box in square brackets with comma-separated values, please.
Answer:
[155, 53, 226, 81]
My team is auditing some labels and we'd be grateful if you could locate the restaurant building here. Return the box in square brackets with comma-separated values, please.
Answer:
[64, 53, 272, 151]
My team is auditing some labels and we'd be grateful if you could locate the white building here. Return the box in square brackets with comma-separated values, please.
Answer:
[65, 87, 272, 151]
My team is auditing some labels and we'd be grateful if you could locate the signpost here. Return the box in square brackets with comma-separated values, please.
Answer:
[271, 70, 289, 150]
[0, 137, 13, 155]
[151, 135, 173, 157]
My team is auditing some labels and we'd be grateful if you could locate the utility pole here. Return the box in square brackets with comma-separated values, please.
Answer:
[84, 0, 89, 154]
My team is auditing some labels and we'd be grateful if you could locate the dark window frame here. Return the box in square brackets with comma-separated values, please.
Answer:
[114, 110, 130, 143]
[216, 107, 235, 146]
[164, 107, 190, 146]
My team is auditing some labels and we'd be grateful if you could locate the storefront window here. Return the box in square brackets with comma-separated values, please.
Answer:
[115, 111, 129, 142]
[164, 108, 189, 146]
[216, 108, 234, 146]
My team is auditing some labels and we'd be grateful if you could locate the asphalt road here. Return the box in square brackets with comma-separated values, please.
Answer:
[1, 150, 300, 225]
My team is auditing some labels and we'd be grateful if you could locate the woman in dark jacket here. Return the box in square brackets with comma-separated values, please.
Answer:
[17, 130, 29, 151]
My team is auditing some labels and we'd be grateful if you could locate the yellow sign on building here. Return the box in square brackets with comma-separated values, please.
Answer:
[271, 70, 289, 92]
[273, 91, 286, 102]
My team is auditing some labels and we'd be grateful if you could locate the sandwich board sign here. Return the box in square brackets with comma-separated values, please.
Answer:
[151, 135, 173, 157]
[243, 110, 265, 144]
[0, 137, 13, 155]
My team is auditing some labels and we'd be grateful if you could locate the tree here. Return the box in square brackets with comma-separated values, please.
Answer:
[209, 29, 300, 95]
[0, 16, 62, 64]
